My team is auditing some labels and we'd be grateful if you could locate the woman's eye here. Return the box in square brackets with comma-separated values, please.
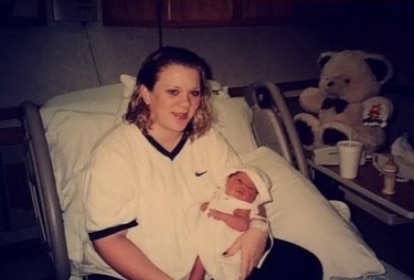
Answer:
[167, 89, 179, 96]
[191, 90, 201, 97]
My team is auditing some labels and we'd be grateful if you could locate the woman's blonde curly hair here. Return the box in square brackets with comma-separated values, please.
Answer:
[125, 46, 213, 140]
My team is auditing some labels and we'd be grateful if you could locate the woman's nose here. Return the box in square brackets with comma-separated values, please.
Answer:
[179, 94, 191, 107]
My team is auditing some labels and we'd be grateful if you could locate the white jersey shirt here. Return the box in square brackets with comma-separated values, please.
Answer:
[83, 122, 241, 279]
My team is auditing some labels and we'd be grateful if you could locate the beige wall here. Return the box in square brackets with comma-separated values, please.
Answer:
[0, 3, 413, 107]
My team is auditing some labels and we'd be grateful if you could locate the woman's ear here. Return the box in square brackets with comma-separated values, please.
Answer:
[139, 85, 151, 105]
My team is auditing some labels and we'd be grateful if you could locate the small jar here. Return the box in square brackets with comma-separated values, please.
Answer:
[382, 157, 398, 195]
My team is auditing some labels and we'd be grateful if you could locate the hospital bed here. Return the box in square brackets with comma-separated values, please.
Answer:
[21, 75, 413, 280]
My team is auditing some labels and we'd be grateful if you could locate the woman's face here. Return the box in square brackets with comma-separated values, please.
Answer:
[141, 64, 202, 139]
[225, 172, 258, 203]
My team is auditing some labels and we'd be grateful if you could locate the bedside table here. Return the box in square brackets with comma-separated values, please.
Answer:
[307, 158, 414, 225]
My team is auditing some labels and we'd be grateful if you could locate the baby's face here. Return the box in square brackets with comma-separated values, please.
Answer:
[225, 171, 258, 203]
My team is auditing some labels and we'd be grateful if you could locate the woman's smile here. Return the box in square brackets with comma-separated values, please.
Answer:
[172, 111, 189, 121]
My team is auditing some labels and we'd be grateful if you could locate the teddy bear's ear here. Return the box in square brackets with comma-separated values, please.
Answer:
[317, 51, 336, 70]
[364, 53, 394, 85]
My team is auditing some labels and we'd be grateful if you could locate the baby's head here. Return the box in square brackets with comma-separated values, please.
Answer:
[225, 167, 271, 204]
[225, 171, 258, 203]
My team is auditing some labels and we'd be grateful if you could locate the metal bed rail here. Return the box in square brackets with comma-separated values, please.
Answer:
[243, 81, 310, 179]
[21, 101, 70, 280]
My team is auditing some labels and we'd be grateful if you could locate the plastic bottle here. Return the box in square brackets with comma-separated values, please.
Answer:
[382, 156, 398, 195]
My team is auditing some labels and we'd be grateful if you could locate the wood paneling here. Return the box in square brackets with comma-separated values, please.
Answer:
[102, 0, 294, 27]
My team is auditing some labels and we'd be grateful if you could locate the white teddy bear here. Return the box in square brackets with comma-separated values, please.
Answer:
[294, 50, 394, 154]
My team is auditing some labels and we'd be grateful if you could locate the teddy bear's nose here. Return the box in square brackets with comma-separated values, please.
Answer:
[327, 81, 335, 87]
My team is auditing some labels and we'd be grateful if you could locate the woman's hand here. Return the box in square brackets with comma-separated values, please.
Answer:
[223, 228, 268, 280]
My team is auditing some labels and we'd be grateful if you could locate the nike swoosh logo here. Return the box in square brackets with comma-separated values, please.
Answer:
[195, 171, 208, 177]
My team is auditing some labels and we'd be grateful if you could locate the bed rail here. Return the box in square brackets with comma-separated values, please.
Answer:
[21, 101, 70, 280]
[243, 81, 310, 179]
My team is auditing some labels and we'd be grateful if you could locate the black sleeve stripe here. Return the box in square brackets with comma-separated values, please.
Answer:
[89, 220, 138, 240]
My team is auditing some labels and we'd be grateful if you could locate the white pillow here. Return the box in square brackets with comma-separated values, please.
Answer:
[240, 147, 385, 280]
[43, 111, 119, 275]
[119, 74, 257, 154]
[115, 74, 136, 122]
[60, 170, 88, 274]
[41, 83, 123, 128]
[44, 111, 117, 209]
[210, 96, 257, 154]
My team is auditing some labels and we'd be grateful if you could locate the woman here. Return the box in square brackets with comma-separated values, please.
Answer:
[83, 46, 323, 280]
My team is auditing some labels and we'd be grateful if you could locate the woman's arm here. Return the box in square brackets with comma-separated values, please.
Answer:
[207, 130, 268, 279]
[92, 229, 173, 280]
[223, 205, 269, 280]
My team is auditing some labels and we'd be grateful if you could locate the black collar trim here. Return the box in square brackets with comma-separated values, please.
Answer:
[144, 130, 190, 160]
